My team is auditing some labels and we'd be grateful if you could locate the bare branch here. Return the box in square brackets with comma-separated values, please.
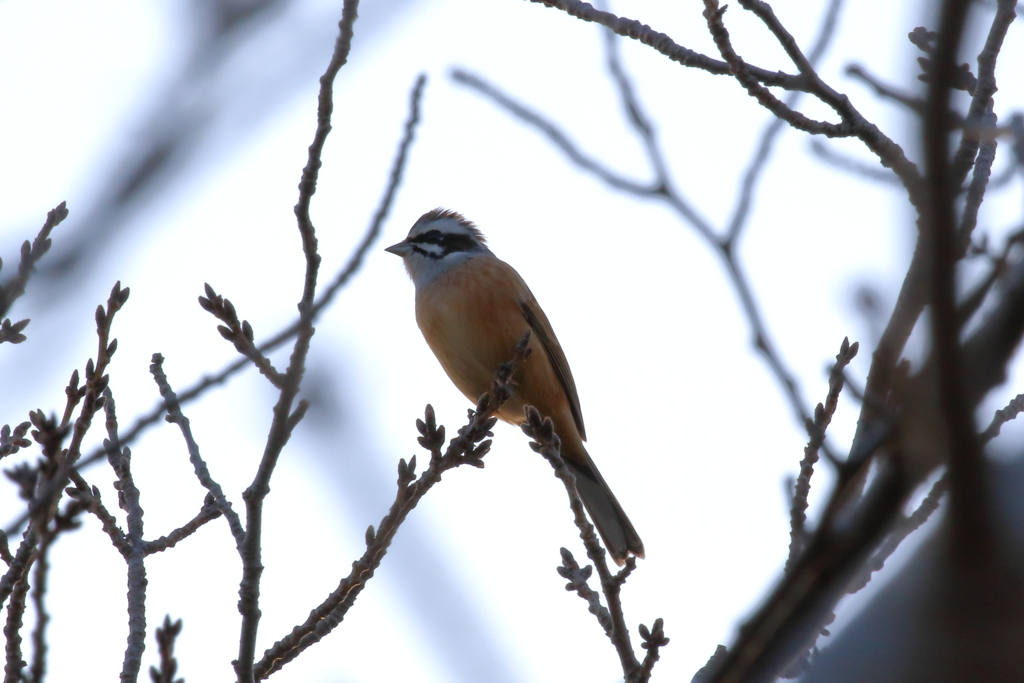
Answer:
[704, 459, 908, 683]
[526, 0, 804, 88]
[846, 64, 928, 116]
[197, 284, 284, 388]
[4, 67, 426, 544]
[3, 574, 29, 683]
[451, 70, 660, 198]
[254, 334, 533, 679]
[522, 406, 666, 683]
[149, 616, 184, 683]
[847, 473, 949, 595]
[556, 547, 612, 635]
[235, 4, 359, 677]
[0, 202, 69, 343]
[809, 139, 901, 184]
[702, 1, 851, 138]
[103, 392, 148, 683]
[787, 338, 859, 571]
[150, 354, 245, 547]
[949, 0, 1018, 185]
[144, 496, 222, 556]
[65, 483, 131, 554]
[980, 393, 1024, 443]
[958, 105, 999, 255]
[924, 0, 989, 562]
[637, 618, 670, 683]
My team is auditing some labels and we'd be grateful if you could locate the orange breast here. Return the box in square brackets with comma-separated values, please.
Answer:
[415, 257, 580, 443]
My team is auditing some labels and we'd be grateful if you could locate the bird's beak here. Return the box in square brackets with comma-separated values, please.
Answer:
[385, 240, 413, 256]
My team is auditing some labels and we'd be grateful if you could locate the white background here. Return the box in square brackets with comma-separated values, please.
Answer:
[1, 0, 1022, 681]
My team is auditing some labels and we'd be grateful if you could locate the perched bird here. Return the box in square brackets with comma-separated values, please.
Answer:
[385, 208, 644, 565]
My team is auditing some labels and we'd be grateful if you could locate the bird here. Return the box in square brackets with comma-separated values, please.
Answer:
[385, 208, 644, 565]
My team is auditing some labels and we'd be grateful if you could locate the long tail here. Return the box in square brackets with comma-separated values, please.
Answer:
[562, 443, 644, 566]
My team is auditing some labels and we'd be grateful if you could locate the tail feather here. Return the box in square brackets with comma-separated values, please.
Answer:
[563, 449, 644, 565]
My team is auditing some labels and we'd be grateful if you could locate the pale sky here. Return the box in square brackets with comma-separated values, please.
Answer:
[1, 0, 1022, 681]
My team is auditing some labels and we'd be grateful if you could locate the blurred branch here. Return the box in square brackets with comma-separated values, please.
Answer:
[149, 616, 184, 683]
[844, 1, 1015, 508]
[38, 0, 290, 286]
[2, 67, 426, 545]
[704, 1, 1024, 669]
[958, 105, 999, 255]
[726, 0, 843, 244]
[0, 202, 68, 344]
[980, 393, 1024, 443]
[0, 533, 36, 610]
[809, 139, 901, 184]
[846, 64, 927, 116]
[455, 0, 858, 457]
[704, 457, 908, 683]
[949, 0, 1018, 185]
[847, 473, 949, 595]
[254, 334, 533, 679]
[924, 0, 989, 561]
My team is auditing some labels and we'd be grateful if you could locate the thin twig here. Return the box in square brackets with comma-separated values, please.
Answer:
[198, 284, 284, 388]
[455, 0, 852, 453]
[150, 354, 244, 547]
[980, 393, 1024, 443]
[637, 618, 670, 683]
[104, 392, 148, 683]
[235, 2, 358, 679]
[526, 0, 803, 88]
[3, 575, 29, 683]
[846, 64, 928, 116]
[847, 472, 949, 594]
[557, 547, 612, 635]
[144, 497, 222, 556]
[0, 533, 35, 611]
[149, 616, 184, 683]
[787, 338, 859, 571]
[521, 406, 660, 682]
[0, 202, 69, 342]
[66, 483, 131, 554]
[3, 68, 427, 543]
[949, 0, 1018, 185]
[703, 1, 852, 137]
[28, 532, 53, 683]
[808, 140, 901, 184]
[957, 104, 999, 255]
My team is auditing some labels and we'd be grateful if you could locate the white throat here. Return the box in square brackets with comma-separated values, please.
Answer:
[405, 247, 492, 289]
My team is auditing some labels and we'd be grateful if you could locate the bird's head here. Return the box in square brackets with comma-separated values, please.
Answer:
[386, 209, 491, 287]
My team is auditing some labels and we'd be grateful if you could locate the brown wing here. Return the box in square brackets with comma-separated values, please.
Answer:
[520, 299, 587, 441]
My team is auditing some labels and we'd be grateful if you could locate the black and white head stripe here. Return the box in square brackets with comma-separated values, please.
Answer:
[406, 209, 488, 260]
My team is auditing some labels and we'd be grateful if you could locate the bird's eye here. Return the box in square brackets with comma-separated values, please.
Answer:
[414, 229, 444, 244]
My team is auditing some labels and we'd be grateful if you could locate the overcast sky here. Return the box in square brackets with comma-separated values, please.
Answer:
[1, 0, 1023, 681]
